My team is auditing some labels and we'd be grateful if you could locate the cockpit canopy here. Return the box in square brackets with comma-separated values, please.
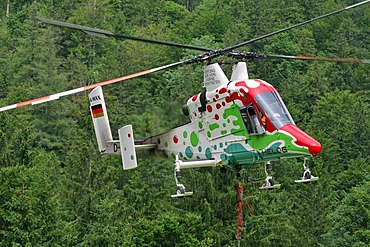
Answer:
[254, 91, 295, 129]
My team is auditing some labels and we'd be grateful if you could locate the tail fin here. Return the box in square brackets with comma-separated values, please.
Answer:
[89, 87, 138, 170]
[118, 125, 137, 170]
[89, 86, 113, 152]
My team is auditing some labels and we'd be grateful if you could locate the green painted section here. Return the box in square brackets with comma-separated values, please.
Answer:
[224, 143, 257, 164]
[248, 131, 310, 154]
[223, 103, 248, 137]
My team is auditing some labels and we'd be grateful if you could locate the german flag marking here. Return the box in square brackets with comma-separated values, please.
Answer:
[91, 104, 104, 118]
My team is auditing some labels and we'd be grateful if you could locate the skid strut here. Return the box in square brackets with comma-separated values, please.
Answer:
[259, 162, 281, 190]
[295, 159, 319, 183]
[171, 155, 217, 197]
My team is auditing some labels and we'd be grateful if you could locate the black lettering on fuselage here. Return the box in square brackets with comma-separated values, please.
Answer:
[257, 146, 288, 156]
[113, 143, 120, 153]
[89, 95, 101, 103]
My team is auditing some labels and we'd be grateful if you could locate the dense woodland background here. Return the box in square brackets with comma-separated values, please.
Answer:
[0, 0, 370, 246]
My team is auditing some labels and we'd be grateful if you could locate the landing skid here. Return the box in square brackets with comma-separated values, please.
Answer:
[259, 184, 281, 190]
[171, 192, 193, 198]
[260, 162, 281, 190]
[295, 176, 319, 183]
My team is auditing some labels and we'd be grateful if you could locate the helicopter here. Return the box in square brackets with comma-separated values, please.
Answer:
[1, 1, 369, 198]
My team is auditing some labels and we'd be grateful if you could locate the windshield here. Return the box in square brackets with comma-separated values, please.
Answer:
[255, 91, 295, 129]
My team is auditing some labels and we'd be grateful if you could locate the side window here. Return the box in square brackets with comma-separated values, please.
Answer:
[240, 105, 265, 135]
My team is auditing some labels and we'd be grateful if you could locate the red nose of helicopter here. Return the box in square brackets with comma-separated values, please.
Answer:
[280, 124, 322, 156]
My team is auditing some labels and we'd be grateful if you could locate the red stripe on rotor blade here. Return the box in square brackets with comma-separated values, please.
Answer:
[84, 70, 152, 90]
[294, 56, 362, 63]
[16, 96, 51, 108]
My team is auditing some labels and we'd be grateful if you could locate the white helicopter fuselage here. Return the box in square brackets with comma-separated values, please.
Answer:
[90, 62, 320, 171]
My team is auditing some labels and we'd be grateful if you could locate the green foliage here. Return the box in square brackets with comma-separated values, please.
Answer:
[0, 0, 370, 246]
[325, 182, 370, 246]
[0, 151, 78, 246]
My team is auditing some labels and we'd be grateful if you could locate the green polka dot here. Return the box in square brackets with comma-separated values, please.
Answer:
[183, 131, 188, 138]
[207, 131, 212, 138]
[164, 142, 169, 148]
[185, 146, 193, 158]
[190, 131, 199, 147]
[209, 123, 219, 131]
[162, 150, 168, 158]
[205, 148, 212, 159]
[198, 121, 203, 129]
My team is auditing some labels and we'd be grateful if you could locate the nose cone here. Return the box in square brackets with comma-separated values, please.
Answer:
[308, 142, 322, 156]
[280, 124, 322, 156]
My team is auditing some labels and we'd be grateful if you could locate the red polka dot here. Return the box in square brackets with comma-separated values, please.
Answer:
[215, 114, 219, 120]
[216, 103, 221, 109]
[207, 105, 213, 112]
[128, 133, 131, 138]
[219, 88, 227, 94]
[192, 94, 198, 101]
[173, 135, 179, 144]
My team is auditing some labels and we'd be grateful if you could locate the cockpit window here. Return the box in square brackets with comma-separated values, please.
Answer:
[254, 92, 294, 129]
[240, 105, 265, 135]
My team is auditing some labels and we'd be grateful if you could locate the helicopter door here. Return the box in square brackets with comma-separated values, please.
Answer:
[240, 105, 265, 135]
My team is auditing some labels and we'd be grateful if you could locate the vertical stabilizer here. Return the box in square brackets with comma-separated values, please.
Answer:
[118, 125, 137, 170]
[89, 86, 113, 152]
[231, 62, 249, 81]
[203, 63, 229, 91]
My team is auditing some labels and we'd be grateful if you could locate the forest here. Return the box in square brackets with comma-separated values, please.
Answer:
[0, 0, 370, 246]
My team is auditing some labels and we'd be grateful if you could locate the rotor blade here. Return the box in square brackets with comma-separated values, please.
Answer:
[0, 59, 195, 112]
[258, 54, 370, 63]
[36, 17, 213, 52]
[221, 0, 370, 53]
